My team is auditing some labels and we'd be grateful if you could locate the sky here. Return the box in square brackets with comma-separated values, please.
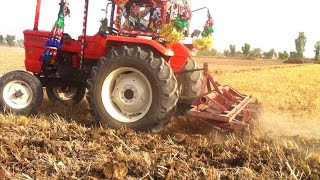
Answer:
[1, 0, 320, 57]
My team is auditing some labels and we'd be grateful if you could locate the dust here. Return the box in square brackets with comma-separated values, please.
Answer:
[260, 111, 320, 138]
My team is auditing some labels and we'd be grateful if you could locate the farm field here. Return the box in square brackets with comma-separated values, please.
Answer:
[0, 46, 319, 179]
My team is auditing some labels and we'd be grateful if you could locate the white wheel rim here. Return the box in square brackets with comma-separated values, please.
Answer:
[2, 80, 33, 109]
[101, 67, 152, 123]
[52, 86, 77, 101]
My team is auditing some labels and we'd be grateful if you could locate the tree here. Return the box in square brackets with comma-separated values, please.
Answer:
[224, 49, 231, 57]
[229, 44, 236, 57]
[263, 49, 277, 59]
[314, 41, 320, 61]
[0, 35, 3, 45]
[290, 51, 298, 59]
[5, 35, 16, 46]
[236, 51, 243, 57]
[250, 48, 262, 58]
[241, 43, 251, 57]
[295, 32, 306, 58]
[278, 51, 289, 60]
[17, 39, 24, 48]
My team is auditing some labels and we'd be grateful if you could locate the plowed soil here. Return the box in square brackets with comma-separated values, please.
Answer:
[0, 47, 319, 179]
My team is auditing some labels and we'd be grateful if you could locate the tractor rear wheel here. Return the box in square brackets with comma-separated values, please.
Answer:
[87, 46, 179, 131]
[0, 71, 43, 115]
[178, 58, 202, 103]
[46, 84, 86, 104]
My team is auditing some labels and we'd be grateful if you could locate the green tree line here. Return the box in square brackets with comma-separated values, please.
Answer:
[0, 34, 24, 47]
[198, 32, 319, 61]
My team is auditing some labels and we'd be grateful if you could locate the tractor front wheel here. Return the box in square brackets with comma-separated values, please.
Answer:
[0, 71, 43, 115]
[87, 46, 179, 131]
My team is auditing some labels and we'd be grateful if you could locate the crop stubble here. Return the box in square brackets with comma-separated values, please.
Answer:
[0, 47, 319, 179]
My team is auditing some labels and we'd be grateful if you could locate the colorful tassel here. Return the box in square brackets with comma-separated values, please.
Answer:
[159, 22, 183, 45]
[40, 1, 69, 64]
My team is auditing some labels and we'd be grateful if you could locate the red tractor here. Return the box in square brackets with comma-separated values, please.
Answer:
[0, 0, 261, 132]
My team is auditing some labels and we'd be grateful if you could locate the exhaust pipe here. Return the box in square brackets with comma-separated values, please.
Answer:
[33, 0, 42, 30]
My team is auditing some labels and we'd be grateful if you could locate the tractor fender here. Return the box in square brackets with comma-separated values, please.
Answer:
[169, 43, 191, 72]
[105, 35, 174, 57]
[105, 36, 191, 73]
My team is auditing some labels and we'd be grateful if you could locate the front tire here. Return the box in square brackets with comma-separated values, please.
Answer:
[87, 46, 179, 131]
[0, 71, 43, 115]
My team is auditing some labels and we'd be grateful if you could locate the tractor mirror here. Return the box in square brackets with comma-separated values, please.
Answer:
[191, 29, 201, 38]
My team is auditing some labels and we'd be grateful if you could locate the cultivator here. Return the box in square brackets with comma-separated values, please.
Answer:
[187, 63, 262, 132]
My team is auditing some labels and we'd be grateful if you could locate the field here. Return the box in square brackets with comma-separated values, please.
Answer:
[0, 46, 319, 179]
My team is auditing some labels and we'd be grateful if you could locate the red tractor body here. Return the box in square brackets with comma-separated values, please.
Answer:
[24, 30, 189, 73]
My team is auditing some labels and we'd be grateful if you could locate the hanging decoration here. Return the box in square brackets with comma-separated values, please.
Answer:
[99, 18, 109, 34]
[201, 16, 214, 37]
[41, 1, 70, 64]
[160, 8, 192, 45]
[193, 14, 214, 50]
[115, 0, 128, 27]
[150, 4, 161, 31]
[119, 4, 128, 24]
[192, 36, 213, 51]
[159, 22, 183, 45]
[174, 10, 191, 30]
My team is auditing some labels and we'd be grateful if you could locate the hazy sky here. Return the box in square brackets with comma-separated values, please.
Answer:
[1, 0, 320, 57]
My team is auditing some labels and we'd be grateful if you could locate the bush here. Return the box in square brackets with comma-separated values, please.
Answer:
[284, 58, 304, 64]
[197, 49, 218, 57]
[278, 51, 289, 60]
[250, 48, 262, 59]
[0, 35, 4, 45]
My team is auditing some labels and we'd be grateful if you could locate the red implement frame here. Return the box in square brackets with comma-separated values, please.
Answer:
[187, 63, 261, 132]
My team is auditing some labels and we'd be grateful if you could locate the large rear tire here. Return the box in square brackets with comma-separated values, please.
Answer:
[178, 58, 202, 103]
[46, 84, 86, 104]
[87, 46, 179, 131]
[0, 71, 43, 115]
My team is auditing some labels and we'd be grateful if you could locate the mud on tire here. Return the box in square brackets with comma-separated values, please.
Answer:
[87, 46, 179, 131]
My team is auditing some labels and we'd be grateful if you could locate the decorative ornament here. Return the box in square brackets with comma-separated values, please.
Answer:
[193, 15, 214, 50]
[150, 4, 161, 31]
[192, 35, 213, 51]
[120, 0, 129, 4]
[174, 9, 191, 30]
[160, 9, 192, 45]
[41, 1, 70, 64]
[99, 18, 109, 34]
[159, 22, 183, 45]
[201, 16, 214, 37]
[115, 1, 128, 26]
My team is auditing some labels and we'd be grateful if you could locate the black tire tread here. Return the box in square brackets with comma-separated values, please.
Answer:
[0, 70, 43, 115]
[46, 84, 86, 104]
[178, 58, 202, 102]
[86, 46, 179, 131]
